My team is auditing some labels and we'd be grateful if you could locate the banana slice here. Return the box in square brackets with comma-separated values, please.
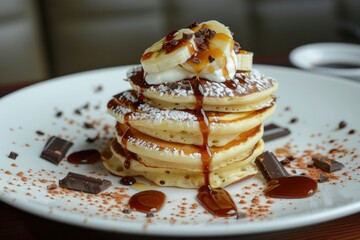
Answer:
[191, 20, 232, 38]
[236, 51, 253, 71]
[141, 28, 197, 73]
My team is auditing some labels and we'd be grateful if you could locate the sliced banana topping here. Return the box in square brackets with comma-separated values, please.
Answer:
[140, 20, 253, 84]
[236, 51, 253, 71]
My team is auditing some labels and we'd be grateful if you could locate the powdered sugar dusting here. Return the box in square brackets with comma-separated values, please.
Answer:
[128, 67, 276, 98]
[110, 91, 198, 124]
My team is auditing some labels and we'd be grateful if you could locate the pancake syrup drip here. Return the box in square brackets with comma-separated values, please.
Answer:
[191, 78, 238, 217]
[121, 91, 144, 169]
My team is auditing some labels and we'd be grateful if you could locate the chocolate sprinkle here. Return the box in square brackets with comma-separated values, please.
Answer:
[55, 111, 63, 118]
[40, 136, 73, 165]
[348, 129, 355, 135]
[146, 212, 155, 218]
[59, 172, 111, 194]
[8, 152, 18, 160]
[122, 209, 131, 214]
[312, 157, 344, 172]
[83, 122, 94, 129]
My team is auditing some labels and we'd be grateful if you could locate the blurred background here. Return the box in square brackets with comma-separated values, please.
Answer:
[0, 0, 359, 89]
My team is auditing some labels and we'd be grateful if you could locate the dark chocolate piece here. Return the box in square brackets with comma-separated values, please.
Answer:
[40, 136, 73, 165]
[187, 21, 198, 29]
[146, 212, 154, 218]
[8, 152, 18, 160]
[348, 129, 355, 135]
[55, 111, 63, 117]
[289, 117, 298, 124]
[83, 122, 94, 129]
[312, 157, 344, 172]
[74, 109, 81, 115]
[263, 123, 291, 142]
[255, 151, 289, 181]
[59, 172, 111, 194]
[122, 209, 131, 214]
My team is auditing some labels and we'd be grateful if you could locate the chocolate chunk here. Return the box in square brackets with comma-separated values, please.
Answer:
[40, 136, 73, 165]
[338, 121, 347, 129]
[207, 29, 216, 39]
[182, 32, 193, 41]
[187, 21, 198, 29]
[263, 123, 291, 142]
[255, 151, 289, 181]
[146, 212, 154, 218]
[8, 152, 18, 160]
[59, 172, 111, 194]
[82, 103, 90, 109]
[312, 157, 344, 172]
[208, 55, 215, 63]
[318, 173, 329, 183]
[199, 27, 208, 35]
[194, 36, 204, 45]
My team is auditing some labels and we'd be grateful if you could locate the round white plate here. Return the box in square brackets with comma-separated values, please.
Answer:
[289, 42, 360, 81]
[0, 65, 359, 236]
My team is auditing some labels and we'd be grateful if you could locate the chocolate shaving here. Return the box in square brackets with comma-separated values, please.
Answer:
[40, 136, 73, 165]
[208, 55, 215, 63]
[187, 21, 198, 29]
[194, 36, 204, 45]
[74, 109, 81, 115]
[312, 157, 344, 172]
[59, 172, 111, 194]
[8, 152, 18, 160]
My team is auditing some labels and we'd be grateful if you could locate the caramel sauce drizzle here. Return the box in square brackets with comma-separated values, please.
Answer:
[190, 78, 237, 217]
[121, 91, 144, 169]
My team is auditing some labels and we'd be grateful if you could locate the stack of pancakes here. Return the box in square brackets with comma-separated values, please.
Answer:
[103, 67, 278, 188]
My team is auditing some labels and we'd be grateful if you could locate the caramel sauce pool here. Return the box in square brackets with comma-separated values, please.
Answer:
[128, 190, 166, 213]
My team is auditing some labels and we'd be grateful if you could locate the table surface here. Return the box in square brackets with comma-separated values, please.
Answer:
[1, 60, 360, 240]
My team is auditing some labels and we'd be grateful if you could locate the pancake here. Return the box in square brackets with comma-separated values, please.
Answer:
[108, 90, 275, 146]
[103, 139, 263, 188]
[114, 124, 263, 170]
[128, 66, 278, 112]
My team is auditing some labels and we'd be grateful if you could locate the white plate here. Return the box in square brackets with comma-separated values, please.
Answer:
[289, 42, 360, 81]
[0, 65, 359, 237]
